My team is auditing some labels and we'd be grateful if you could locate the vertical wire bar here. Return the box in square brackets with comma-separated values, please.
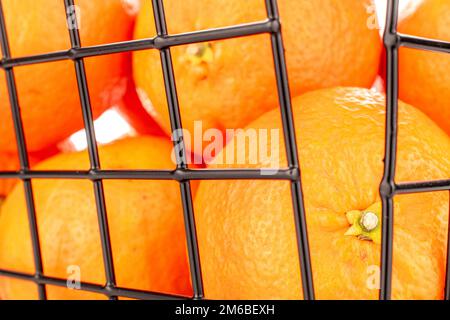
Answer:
[63, 0, 117, 299]
[0, 0, 47, 300]
[379, 0, 399, 301]
[151, 0, 203, 299]
[445, 190, 450, 300]
[264, 0, 314, 300]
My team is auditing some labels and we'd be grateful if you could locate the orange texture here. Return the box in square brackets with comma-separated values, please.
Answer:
[0, 136, 192, 299]
[0, 0, 137, 152]
[0, 152, 25, 197]
[398, 0, 450, 135]
[194, 87, 450, 300]
[114, 78, 166, 137]
[0, 146, 59, 197]
[133, 0, 382, 140]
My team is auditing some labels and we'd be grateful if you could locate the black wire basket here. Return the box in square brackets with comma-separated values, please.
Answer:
[0, 0, 449, 300]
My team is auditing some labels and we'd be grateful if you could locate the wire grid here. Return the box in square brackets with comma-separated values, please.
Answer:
[0, 0, 448, 300]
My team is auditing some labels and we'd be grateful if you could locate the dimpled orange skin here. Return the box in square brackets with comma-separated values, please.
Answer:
[398, 0, 450, 135]
[133, 0, 382, 138]
[0, 136, 193, 300]
[194, 87, 450, 300]
[0, 0, 136, 152]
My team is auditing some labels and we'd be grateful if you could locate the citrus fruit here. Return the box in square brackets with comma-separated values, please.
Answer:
[0, 136, 192, 300]
[0, 0, 137, 152]
[194, 87, 450, 300]
[0, 146, 59, 197]
[114, 78, 166, 137]
[133, 0, 382, 140]
[398, 0, 450, 135]
[0, 152, 25, 197]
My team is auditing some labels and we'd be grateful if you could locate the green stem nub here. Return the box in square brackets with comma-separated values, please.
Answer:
[345, 202, 381, 244]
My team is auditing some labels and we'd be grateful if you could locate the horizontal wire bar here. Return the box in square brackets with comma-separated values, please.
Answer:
[5, 171, 444, 193]
[0, 168, 298, 181]
[0, 20, 276, 69]
[0, 269, 184, 300]
[3, 25, 450, 70]
[399, 33, 450, 54]
[395, 179, 450, 194]
[6, 22, 450, 71]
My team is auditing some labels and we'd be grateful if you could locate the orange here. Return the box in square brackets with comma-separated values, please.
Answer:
[133, 0, 382, 140]
[194, 87, 450, 300]
[0, 146, 59, 197]
[0, 0, 137, 152]
[0, 136, 192, 299]
[114, 78, 166, 137]
[398, 0, 450, 135]
[0, 152, 25, 198]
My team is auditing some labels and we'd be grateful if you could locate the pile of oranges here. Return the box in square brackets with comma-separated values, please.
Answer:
[0, 0, 449, 300]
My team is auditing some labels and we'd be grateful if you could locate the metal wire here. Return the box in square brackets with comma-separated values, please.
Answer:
[380, 0, 450, 300]
[0, 168, 299, 181]
[0, 21, 276, 69]
[379, 0, 399, 301]
[0, 0, 448, 301]
[0, 0, 47, 300]
[264, 0, 314, 300]
[63, 0, 117, 300]
[150, 0, 204, 299]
